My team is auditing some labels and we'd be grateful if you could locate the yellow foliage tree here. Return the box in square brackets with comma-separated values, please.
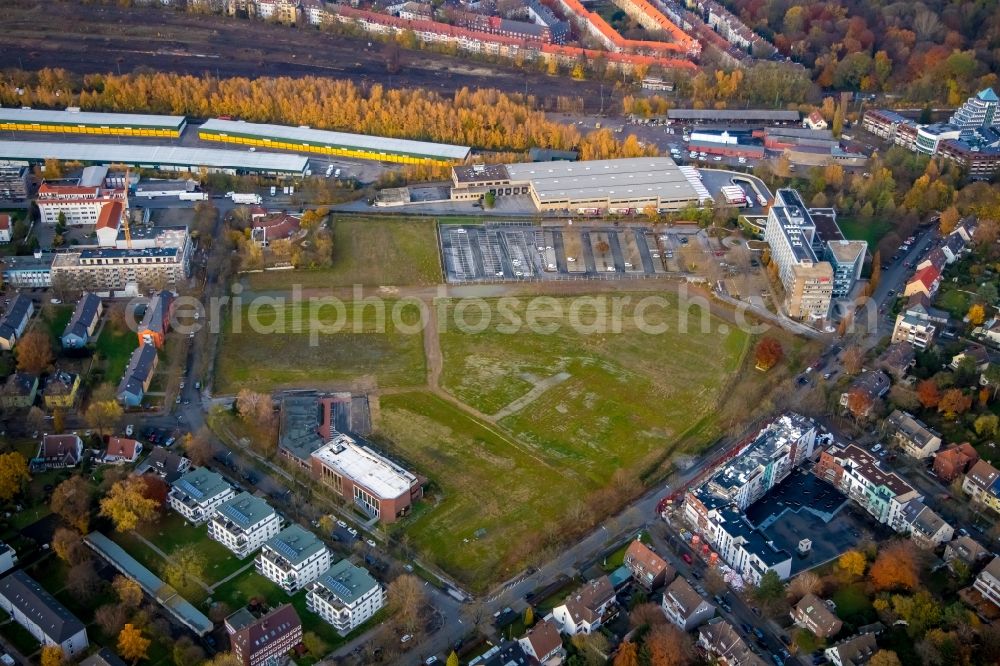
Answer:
[113, 575, 144, 608]
[99, 477, 159, 532]
[0, 452, 30, 502]
[40, 646, 64, 666]
[118, 623, 151, 663]
[838, 550, 866, 579]
[968, 304, 986, 326]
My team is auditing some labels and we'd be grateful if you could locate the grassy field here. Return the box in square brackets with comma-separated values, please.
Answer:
[215, 300, 426, 393]
[837, 216, 894, 248]
[244, 217, 441, 290]
[41, 304, 74, 342]
[94, 317, 138, 383]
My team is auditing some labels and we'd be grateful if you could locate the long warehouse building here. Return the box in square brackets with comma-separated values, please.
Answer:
[0, 141, 308, 176]
[450, 157, 705, 212]
[0, 108, 186, 137]
[198, 118, 471, 166]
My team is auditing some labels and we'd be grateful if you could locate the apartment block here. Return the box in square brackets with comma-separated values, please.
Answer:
[886, 410, 941, 459]
[0, 571, 88, 656]
[169, 468, 236, 524]
[306, 560, 385, 636]
[256, 524, 331, 593]
[814, 444, 921, 532]
[35, 183, 127, 225]
[764, 189, 834, 319]
[225, 604, 302, 666]
[310, 433, 423, 523]
[208, 492, 282, 558]
[961, 460, 1000, 512]
[50, 238, 191, 295]
[661, 576, 715, 631]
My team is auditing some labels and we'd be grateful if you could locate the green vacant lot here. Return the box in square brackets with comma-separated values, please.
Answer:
[379, 295, 751, 588]
[215, 300, 426, 393]
[244, 216, 441, 290]
[95, 317, 138, 383]
[837, 216, 893, 249]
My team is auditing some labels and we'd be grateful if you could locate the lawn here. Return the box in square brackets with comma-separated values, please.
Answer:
[94, 317, 138, 384]
[136, 512, 251, 584]
[214, 300, 426, 393]
[837, 216, 894, 249]
[244, 216, 441, 290]
[41, 304, 74, 342]
[831, 582, 876, 627]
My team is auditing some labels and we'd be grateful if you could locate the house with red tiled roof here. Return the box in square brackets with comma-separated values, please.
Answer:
[804, 112, 828, 130]
[251, 213, 301, 247]
[623, 539, 674, 589]
[95, 201, 125, 247]
[103, 437, 142, 465]
[933, 443, 979, 483]
[35, 434, 83, 470]
[517, 619, 564, 663]
[903, 265, 942, 299]
[551, 576, 615, 636]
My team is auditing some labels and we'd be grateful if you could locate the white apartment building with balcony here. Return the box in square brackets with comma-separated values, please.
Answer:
[975, 556, 1000, 610]
[168, 468, 236, 525]
[208, 492, 282, 559]
[35, 183, 128, 225]
[764, 189, 834, 319]
[306, 560, 385, 636]
[256, 524, 331, 594]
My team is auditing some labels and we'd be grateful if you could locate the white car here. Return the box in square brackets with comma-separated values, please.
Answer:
[713, 156, 722, 161]
[336, 520, 347, 528]
[738, 157, 747, 164]
[125, 424, 134, 436]
[401, 635, 413, 644]
[366, 538, 377, 547]
[347, 527, 358, 537]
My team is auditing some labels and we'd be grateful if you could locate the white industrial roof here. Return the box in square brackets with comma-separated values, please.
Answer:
[201, 118, 471, 161]
[506, 157, 699, 202]
[311, 434, 417, 500]
[0, 141, 308, 173]
[0, 107, 186, 129]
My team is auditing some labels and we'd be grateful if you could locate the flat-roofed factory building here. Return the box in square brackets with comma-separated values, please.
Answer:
[198, 118, 471, 166]
[0, 141, 308, 177]
[450, 157, 704, 212]
[0, 108, 187, 138]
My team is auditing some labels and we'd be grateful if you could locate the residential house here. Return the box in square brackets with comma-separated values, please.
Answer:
[951, 344, 990, 373]
[35, 434, 83, 470]
[974, 556, 1000, 610]
[961, 460, 1000, 512]
[933, 443, 979, 483]
[953, 217, 979, 243]
[900, 500, 954, 549]
[116, 344, 158, 406]
[903, 265, 942, 299]
[623, 539, 674, 590]
[0, 372, 38, 409]
[472, 642, 534, 666]
[891, 312, 938, 350]
[0, 570, 89, 656]
[310, 433, 423, 524]
[306, 560, 386, 636]
[876, 342, 915, 380]
[824, 631, 879, 666]
[551, 576, 615, 636]
[256, 524, 331, 593]
[137, 291, 172, 348]
[169, 467, 236, 524]
[61, 292, 102, 348]
[0, 294, 34, 350]
[225, 604, 302, 666]
[941, 232, 967, 264]
[517, 619, 564, 663]
[814, 444, 922, 532]
[208, 492, 282, 558]
[661, 576, 715, 631]
[805, 112, 828, 130]
[703, 504, 793, 584]
[984, 319, 1000, 346]
[42, 370, 80, 409]
[886, 410, 942, 459]
[0, 215, 10, 243]
[839, 370, 890, 416]
[917, 247, 948, 273]
[697, 618, 767, 666]
[944, 535, 988, 574]
[251, 213, 301, 246]
[0, 542, 17, 576]
[80, 648, 127, 666]
[103, 437, 142, 464]
[791, 594, 842, 639]
[138, 446, 191, 482]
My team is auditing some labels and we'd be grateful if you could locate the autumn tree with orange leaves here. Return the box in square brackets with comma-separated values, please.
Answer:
[869, 541, 920, 592]
[755, 337, 784, 371]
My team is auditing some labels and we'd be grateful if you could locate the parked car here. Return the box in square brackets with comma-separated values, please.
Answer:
[682, 553, 693, 564]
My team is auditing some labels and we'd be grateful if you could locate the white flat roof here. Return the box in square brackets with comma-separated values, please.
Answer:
[312, 435, 417, 500]
[201, 118, 471, 161]
[0, 141, 308, 173]
[0, 107, 186, 129]
[506, 157, 700, 203]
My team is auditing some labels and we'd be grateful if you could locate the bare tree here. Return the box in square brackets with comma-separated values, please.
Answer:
[387, 574, 426, 634]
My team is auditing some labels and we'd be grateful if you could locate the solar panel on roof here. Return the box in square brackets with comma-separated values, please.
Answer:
[272, 539, 301, 560]
[324, 576, 354, 599]
[225, 505, 250, 524]
[176, 479, 204, 499]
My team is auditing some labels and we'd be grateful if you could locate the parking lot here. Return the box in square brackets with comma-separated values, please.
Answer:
[440, 221, 710, 282]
